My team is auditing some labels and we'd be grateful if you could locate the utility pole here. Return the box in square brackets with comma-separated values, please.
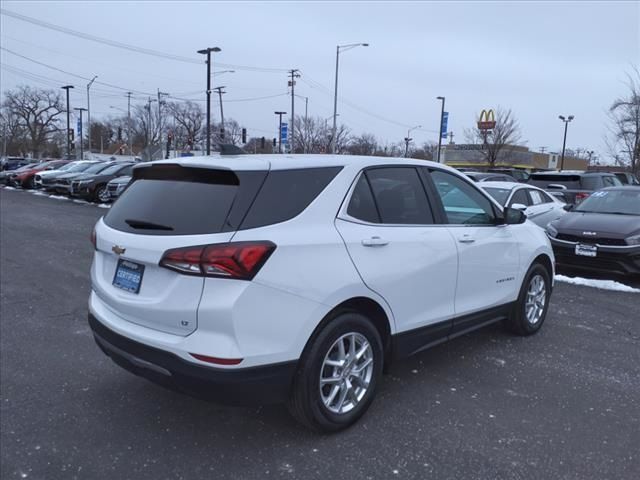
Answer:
[404, 125, 421, 158]
[146, 97, 157, 154]
[539, 146, 547, 154]
[213, 86, 226, 139]
[126, 92, 132, 156]
[436, 96, 445, 163]
[558, 115, 574, 171]
[86, 76, 97, 156]
[61, 85, 74, 159]
[157, 89, 169, 158]
[448, 131, 455, 144]
[274, 111, 286, 154]
[197, 47, 221, 155]
[74, 107, 87, 159]
[289, 69, 300, 153]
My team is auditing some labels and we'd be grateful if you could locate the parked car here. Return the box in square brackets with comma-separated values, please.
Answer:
[106, 175, 132, 200]
[40, 161, 102, 191]
[546, 186, 640, 278]
[613, 172, 640, 186]
[70, 163, 136, 202]
[464, 171, 518, 183]
[47, 162, 113, 194]
[1, 162, 40, 185]
[0, 157, 37, 171]
[487, 168, 530, 183]
[480, 181, 566, 228]
[8, 160, 69, 188]
[88, 155, 555, 432]
[34, 161, 90, 188]
[528, 171, 622, 205]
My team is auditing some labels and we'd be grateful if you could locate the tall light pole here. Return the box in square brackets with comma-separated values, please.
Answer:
[86, 75, 97, 156]
[126, 92, 132, 156]
[74, 107, 87, 159]
[61, 85, 74, 159]
[146, 97, 157, 153]
[213, 86, 226, 139]
[404, 125, 421, 158]
[436, 96, 445, 163]
[275, 111, 286, 153]
[289, 69, 300, 153]
[332, 42, 368, 154]
[197, 46, 221, 155]
[558, 115, 574, 171]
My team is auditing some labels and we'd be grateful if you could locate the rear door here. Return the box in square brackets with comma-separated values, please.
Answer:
[525, 188, 557, 227]
[93, 164, 267, 336]
[336, 167, 458, 338]
[427, 168, 520, 322]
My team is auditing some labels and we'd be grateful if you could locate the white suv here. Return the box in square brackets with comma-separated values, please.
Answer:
[89, 155, 554, 432]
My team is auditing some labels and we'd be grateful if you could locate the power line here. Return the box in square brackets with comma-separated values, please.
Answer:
[1, 8, 289, 73]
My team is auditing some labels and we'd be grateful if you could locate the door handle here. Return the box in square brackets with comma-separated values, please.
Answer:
[458, 235, 475, 244]
[362, 236, 389, 247]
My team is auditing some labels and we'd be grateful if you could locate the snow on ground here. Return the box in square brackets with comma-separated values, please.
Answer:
[3, 186, 16, 190]
[555, 275, 639, 293]
[72, 199, 89, 205]
[97, 204, 111, 209]
[31, 191, 48, 196]
[48, 195, 69, 201]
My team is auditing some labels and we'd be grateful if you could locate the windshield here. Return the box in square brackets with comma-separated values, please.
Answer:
[576, 190, 640, 215]
[99, 163, 130, 175]
[83, 162, 113, 174]
[483, 187, 512, 206]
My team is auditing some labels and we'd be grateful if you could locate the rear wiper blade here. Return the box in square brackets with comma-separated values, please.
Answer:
[125, 219, 174, 230]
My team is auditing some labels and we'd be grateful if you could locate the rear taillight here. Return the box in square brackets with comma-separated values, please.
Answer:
[575, 192, 590, 203]
[90, 227, 97, 249]
[159, 241, 276, 280]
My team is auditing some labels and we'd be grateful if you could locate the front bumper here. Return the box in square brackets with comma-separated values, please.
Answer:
[88, 313, 297, 405]
[550, 237, 640, 276]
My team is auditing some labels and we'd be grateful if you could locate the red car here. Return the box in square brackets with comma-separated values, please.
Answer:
[10, 160, 70, 189]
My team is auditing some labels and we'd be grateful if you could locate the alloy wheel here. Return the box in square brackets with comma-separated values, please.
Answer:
[525, 274, 546, 325]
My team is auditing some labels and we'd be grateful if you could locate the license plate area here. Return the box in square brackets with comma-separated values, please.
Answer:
[575, 244, 597, 257]
[113, 259, 145, 293]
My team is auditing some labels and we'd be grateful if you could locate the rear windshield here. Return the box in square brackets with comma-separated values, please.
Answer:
[529, 174, 581, 189]
[104, 165, 267, 235]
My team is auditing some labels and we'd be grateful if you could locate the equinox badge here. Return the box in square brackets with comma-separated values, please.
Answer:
[112, 245, 126, 255]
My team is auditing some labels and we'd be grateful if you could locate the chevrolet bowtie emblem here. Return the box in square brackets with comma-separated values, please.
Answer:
[112, 245, 126, 255]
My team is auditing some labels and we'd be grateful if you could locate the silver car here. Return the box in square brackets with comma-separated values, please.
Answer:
[106, 175, 131, 200]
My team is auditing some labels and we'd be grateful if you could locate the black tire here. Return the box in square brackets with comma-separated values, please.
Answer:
[287, 312, 383, 433]
[506, 263, 551, 336]
[93, 185, 108, 203]
[22, 176, 35, 189]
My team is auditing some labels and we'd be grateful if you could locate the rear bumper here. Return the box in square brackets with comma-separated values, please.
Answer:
[550, 238, 640, 276]
[89, 313, 297, 405]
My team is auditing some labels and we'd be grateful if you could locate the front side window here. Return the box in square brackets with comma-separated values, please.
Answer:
[509, 189, 531, 207]
[430, 170, 496, 225]
[365, 167, 434, 224]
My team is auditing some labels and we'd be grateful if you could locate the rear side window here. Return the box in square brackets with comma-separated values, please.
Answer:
[347, 174, 380, 223]
[105, 165, 266, 235]
[240, 167, 342, 229]
[509, 189, 531, 207]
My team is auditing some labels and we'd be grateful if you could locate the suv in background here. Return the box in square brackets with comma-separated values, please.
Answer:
[528, 171, 622, 205]
[613, 172, 640, 186]
[89, 155, 554, 432]
[487, 168, 530, 183]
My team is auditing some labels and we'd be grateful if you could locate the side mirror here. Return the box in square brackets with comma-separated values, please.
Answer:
[503, 207, 527, 225]
[511, 203, 527, 211]
[563, 204, 574, 211]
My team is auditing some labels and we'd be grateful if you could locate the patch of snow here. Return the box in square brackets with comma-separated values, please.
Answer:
[31, 191, 48, 196]
[72, 199, 88, 204]
[555, 275, 639, 293]
[4, 186, 16, 190]
[97, 203, 111, 209]
[48, 195, 69, 201]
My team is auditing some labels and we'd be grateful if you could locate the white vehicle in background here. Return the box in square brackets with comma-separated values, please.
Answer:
[89, 155, 554, 432]
[480, 181, 567, 228]
[34, 160, 96, 189]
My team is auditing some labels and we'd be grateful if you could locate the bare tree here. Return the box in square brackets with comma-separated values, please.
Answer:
[2, 86, 64, 157]
[292, 115, 351, 154]
[465, 107, 522, 166]
[606, 67, 640, 174]
[347, 133, 378, 156]
[167, 101, 203, 150]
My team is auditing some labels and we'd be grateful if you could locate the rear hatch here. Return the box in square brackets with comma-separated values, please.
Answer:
[93, 163, 268, 335]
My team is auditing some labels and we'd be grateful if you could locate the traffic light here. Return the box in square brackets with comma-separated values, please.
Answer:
[68, 128, 74, 142]
[117, 127, 122, 141]
[272, 138, 276, 147]
[241, 128, 247, 144]
[261, 137, 265, 149]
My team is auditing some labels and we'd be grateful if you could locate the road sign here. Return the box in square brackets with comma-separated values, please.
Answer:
[441, 112, 449, 138]
[76, 119, 82, 138]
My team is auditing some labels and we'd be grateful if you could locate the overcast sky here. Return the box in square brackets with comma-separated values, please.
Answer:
[1, 1, 638, 159]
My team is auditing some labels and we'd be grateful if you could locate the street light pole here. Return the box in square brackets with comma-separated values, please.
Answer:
[332, 43, 368, 154]
[436, 96, 445, 163]
[558, 115, 574, 171]
[274, 111, 286, 153]
[404, 125, 421, 158]
[61, 85, 74, 159]
[197, 46, 221, 155]
[86, 76, 97, 156]
[74, 107, 87, 159]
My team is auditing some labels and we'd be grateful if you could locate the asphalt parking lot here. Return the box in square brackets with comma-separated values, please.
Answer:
[1, 187, 639, 480]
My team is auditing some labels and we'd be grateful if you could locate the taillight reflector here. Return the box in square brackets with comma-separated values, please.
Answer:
[189, 353, 243, 365]
[159, 241, 276, 280]
[90, 227, 97, 249]
[575, 192, 590, 203]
